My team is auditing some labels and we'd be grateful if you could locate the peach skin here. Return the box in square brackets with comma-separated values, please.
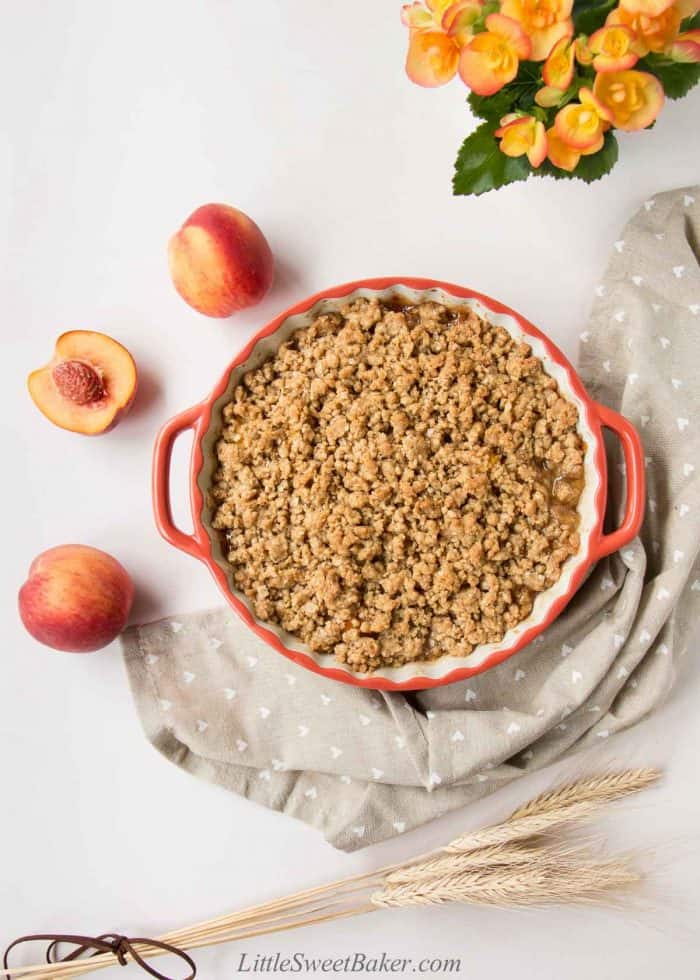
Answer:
[18, 545, 134, 653]
[168, 203, 274, 318]
[28, 331, 137, 435]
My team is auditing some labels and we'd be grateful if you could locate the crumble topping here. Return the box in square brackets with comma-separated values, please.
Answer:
[211, 298, 584, 672]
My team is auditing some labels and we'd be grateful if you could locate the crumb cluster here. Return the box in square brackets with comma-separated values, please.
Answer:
[211, 298, 584, 672]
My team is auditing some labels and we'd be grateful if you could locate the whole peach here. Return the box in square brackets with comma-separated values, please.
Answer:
[168, 203, 274, 317]
[18, 545, 134, 652]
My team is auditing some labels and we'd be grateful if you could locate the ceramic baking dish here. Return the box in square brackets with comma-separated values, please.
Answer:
[153, 277, 645, 690]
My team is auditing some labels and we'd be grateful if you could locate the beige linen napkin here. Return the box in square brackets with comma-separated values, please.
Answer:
[123, 186, 700, 851]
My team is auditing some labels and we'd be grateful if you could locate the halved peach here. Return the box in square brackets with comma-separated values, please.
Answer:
[28, 331, 137, 435]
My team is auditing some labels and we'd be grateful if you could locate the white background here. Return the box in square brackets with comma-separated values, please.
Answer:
[2, 2, 700, 977]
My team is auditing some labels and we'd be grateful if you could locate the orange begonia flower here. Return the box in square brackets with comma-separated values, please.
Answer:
[546, 125, 605, 171]
[537, 32, 576, 104]
[402, 0, 484, 32]
[401, 0, 461, 28]
[574, 35, 595, 64]
[668, 28, 700, 62]
[555, 87, 612, 149]
[617, 0, 675, 15]
[606, 3, 681, 55]
[543, 35, 575, 87]
[402, 0, 484, 86]
[406, 30, 461, 85]
[535, 85, 567, 106]
[593, 69, 665, 130]
[622, 0, 700, 16]
[459, 14, 531, 95]
[588, 25, 641, 71]
[402, 1, 439, 30]
[495, 114, 548, 166]
[443, 1, 486, 45]
[500, 0, 574, 61]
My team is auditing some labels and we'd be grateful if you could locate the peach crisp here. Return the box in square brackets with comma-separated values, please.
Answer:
[211, 298, 585, 673]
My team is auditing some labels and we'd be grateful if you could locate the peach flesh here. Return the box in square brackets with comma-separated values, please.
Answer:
[18, 545, 134, 653]
[28, 331, 137, 436]
[168, 203, 274, 318]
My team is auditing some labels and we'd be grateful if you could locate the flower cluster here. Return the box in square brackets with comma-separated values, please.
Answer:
[401, 0, 700, 193]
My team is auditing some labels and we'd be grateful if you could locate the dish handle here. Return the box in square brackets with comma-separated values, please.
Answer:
[152, 404, 210, 561]
[591, 401, 646, 560]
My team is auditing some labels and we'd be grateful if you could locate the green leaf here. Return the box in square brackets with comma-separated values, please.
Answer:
[535, 131, 619, 184]
[573, 0, 616, 36]
[639, 53, 700, 100]
[468, 88, 517, 121]
[467, 60, 543, 123]
[453, 122, 532, 197]
[505, 60, 543, 110]
[682, 12, 700, 30]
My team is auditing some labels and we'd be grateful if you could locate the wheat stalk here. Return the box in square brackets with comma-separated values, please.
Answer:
[0, 769, 660, 980]
[373, 859, 641, 909]
[385, 838, 605, 885]
[509, 767, 660, 819]
[444, 768, 660, 853]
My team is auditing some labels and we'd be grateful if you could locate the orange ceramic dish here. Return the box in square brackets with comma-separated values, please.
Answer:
[153, 278, 645, 691]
